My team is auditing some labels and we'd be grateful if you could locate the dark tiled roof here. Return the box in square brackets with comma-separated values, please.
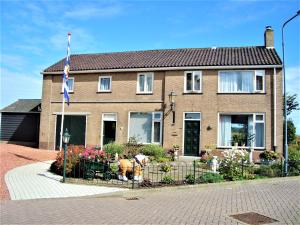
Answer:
[44, 46, 282, 72]
[1, 99, 41, 113]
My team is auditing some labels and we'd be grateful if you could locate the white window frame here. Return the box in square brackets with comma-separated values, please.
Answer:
[218, 70, 265, 93]
[62, 77, 74, 93]
[184, 71, 202, 93]
[253, 113, 265, 148]
[152, 112, 162, 144]
[137, 72, 154, 94]
[182, 112, 201, 156]
[98, 75, 112, 92]
[254, 70, 265, 93]
[217, 112, 265, 149]
[101, 113, 117, 148]
[128, 111, 162, 144]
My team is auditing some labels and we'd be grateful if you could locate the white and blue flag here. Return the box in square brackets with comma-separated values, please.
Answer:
[63, 33, 71, 105]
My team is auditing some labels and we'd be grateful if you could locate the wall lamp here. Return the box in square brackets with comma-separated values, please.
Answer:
[168, 90, 177, 124]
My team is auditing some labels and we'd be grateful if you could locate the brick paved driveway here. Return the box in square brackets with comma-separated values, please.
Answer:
[0, 144, 57, 200]
[1, 177, 299, 224]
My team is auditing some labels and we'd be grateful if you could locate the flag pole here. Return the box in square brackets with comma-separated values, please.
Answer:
[59, 33, 71, 151]
[59, 92, 65, 151]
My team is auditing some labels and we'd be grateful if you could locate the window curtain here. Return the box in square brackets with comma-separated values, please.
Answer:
[255, 123, 264, 147]
[139, 75, 145, 92]
[220, 72, 238, 92]
[219, 115, 231, 146]
[100, 78, 110, 90]
[129, 113, 152, 143]
[247, 115, 254, 147]
[241, 71, 253, 92]
[220, 71, 253, 92]
[194, 73, 201, 91]
[146, 75, 152, 92]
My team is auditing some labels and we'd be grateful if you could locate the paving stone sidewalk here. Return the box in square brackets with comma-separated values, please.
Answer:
[1, 177, 299, 224]
[0, 144, 57, 200]
[5, 160, 126, 200]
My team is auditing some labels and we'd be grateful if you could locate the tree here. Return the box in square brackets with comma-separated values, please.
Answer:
[287, 120, 296, 145]
[286, 93, 300, 116]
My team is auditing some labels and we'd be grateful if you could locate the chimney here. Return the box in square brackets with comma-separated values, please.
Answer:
[264, 26, 274, 48]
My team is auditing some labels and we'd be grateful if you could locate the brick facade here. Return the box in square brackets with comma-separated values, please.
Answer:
[39, 68, 283, 157]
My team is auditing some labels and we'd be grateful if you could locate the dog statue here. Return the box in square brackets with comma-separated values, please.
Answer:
[118, 154, 149, 181]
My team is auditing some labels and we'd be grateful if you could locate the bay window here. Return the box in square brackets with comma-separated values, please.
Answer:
[219, 70, 265, 93]
[137, 73, 153, 93]
[129, 112, 162, 144]
[218, 113, 265, 148]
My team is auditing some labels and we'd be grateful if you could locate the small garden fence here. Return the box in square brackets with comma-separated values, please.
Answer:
[64, 158, 298, 189]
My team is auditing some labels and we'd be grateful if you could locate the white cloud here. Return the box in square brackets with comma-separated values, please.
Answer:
[64, 4, 123, 19]
[0, 54, 27, 70]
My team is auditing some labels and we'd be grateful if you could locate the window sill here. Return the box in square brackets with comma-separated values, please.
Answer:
[97, 91, 112, 93]
[217, 92, 266, 95]
[183, 92, 203, 95]
[136, 93, 153, 95]
[216, 146, 266, 150]
[60, 91, 74, 94]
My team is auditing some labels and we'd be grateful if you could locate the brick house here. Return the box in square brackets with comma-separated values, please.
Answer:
[39, 26, 283, 158]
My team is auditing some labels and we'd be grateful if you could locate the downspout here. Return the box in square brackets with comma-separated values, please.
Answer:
[273, 68, 277, 150]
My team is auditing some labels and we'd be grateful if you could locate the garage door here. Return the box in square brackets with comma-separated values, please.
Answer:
[0, 113, 40, 146]
[55, 115, 86, 150]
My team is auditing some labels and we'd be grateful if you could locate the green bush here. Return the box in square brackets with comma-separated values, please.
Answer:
[185, 174, 195, 184]
[122, 137, 143, 159]
[161, 175, 174, 184]
[288, 144, 300, 175]
[104, 142, 124, 158]
[160, 163, 172, 172]
[198, 172, 224, 183]
[141, 144, 166, 161]
[254, 162, 283, 177]
[259, 150, 280, 161]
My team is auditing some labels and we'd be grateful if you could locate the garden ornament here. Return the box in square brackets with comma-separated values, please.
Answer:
[118, 154, 149, 182]
[211, 156, 219, 173]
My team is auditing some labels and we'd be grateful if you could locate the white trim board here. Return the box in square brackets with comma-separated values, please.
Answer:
[42, 65, 282, 75]
[53, 112, 91, 115]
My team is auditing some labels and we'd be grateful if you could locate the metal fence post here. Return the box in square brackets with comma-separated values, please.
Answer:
[132, 161, 135, 189]
[241, 159, 244, 178]
[193, 160, 196, 184]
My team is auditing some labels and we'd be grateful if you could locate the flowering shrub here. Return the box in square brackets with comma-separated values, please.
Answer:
[51, 145, 85, 176]
[50, 145, 111, 176]
[219, 147, 249, 181]
[79, 146, 109, 162]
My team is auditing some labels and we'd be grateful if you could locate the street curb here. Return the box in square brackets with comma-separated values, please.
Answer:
[90, 176, 300, 199]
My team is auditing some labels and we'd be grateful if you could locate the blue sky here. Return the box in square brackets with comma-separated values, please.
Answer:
[1, 0, 299, 133]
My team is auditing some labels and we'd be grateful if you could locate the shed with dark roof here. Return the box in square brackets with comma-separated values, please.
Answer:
[0, 99, 41, 147]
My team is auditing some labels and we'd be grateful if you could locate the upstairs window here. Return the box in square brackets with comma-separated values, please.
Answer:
[62, 77, 74, 92]
[98, 76, 112, 92]
[219, 70, 265, 93]
[137, 73, 153, 94]
[255, 70, 265, 92]
[184, 71, 202, 93]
